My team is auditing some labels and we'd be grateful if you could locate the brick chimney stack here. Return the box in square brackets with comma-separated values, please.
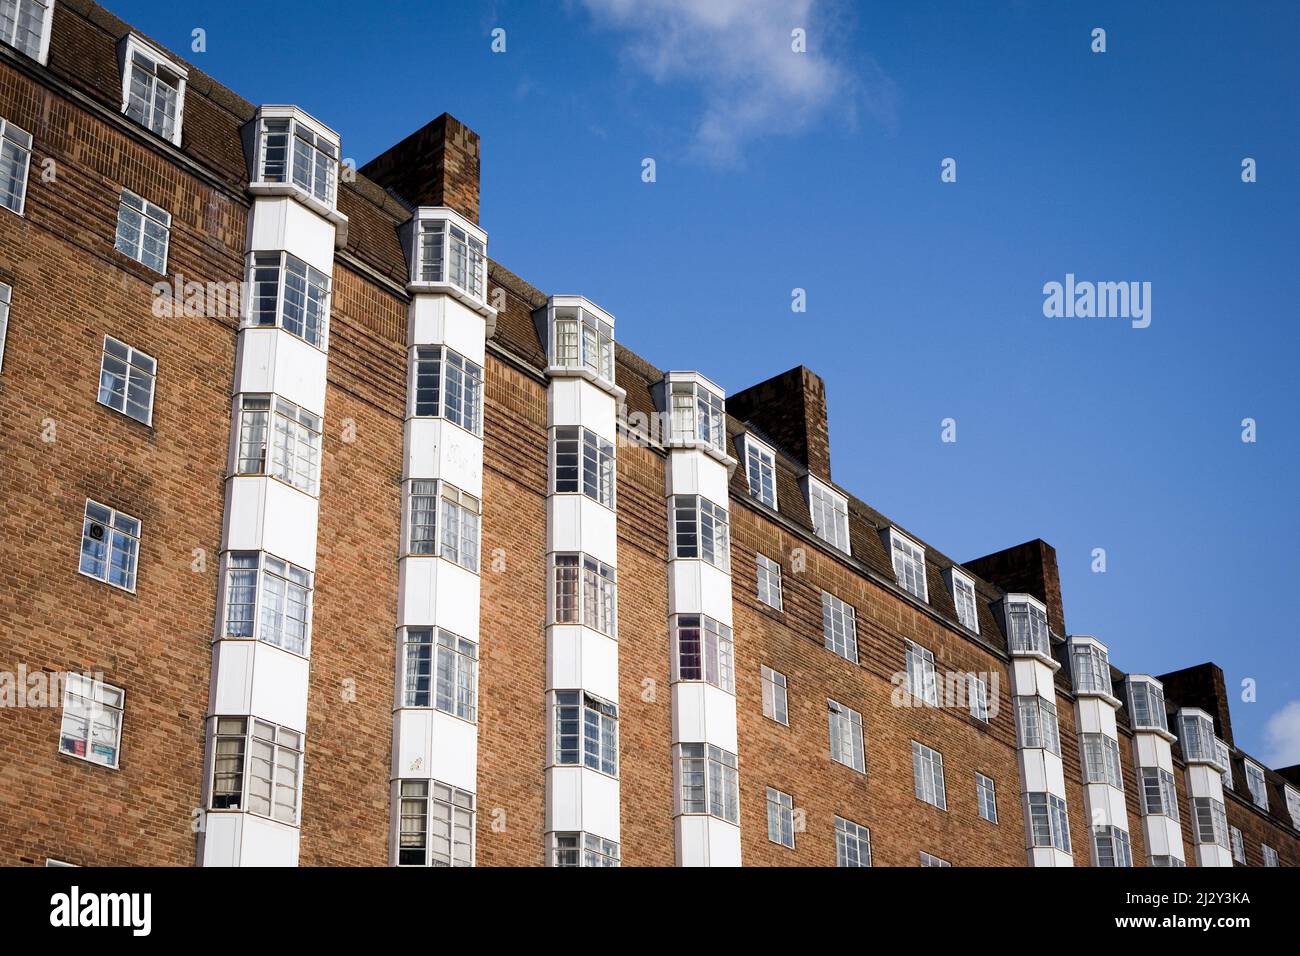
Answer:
[1157, 662, 1235, 747]
[965, 539, 1067, 636]
[728, 366, 832, 482]
[360, 113, 481, 223]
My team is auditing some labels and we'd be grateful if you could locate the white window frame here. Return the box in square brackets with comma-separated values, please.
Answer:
[949, 567, 979, 633]
[969, 674, 990, 723]
[919, 851, 951, 867]
[402, 479, 481, 572]
[828, 699, 865, 773]
[1285, 786, 1300, 831]
[400, 626, 478, 722]
[912, 740, 947, 810]
[1191, 796, 1229, 849]
[1080, 732, 1124, 790]
[756, 552, 783, 611]
[0, 116, 33, 215]
[409, 212, 489, 303]
[1127, 677, 1169, 733]
[118, 34, 187, 146]
[0, 281, 9, 370]
[234, 393, 322, 495]
[671, 494, 730, 571]
[96, 335, 157, 426]
[835, 817, 871, 867]
[1229, 825, 1246, 864]
[905, 639, 938, 706]
[668, 378, 726, 454]
[1217, 739, 1233, 793]
[208, 716, 302, 825]
[1178, 710, 1219, 765]
[675, 742, 739, 823]
[806, 476, 849, 553]
[551, 425, 615, 508]
[396, 779, 475, 867]
[0, 0, 54, 64]
[1016, 695, 1061, 756]
[742, 435, 777, 509]
[821, 590, 858, 663]
[550, 552, 616, 637]
[410, 345, 484, 436]
[112, 189, 170, 273]
[1092, 825, 1132, 867]
[888, 529, 928, 602]
[1025, 792, 1071, 852]
[1262, 843, 1279, 868]
[552, 690, 618, 777]
[78, 498, 141, 593]
[976, 772, 998, 823]
[549, 832, 620, 867]
[1139, 766, 1180, 821]
[219, 550, 313, 656]
[671, 614, 734, 693]
[550, 303, 614, 382]
[766, 787, 795, 848]
[761, 665, 788, 725]
[1005, 594, 1051, 657]
[1244, 760, 1268, 811]
[252, 108, 340, 211]
[1071, 640, 1113, 696]
[58, 674, 124, 770]
[245, 250, 331, 350]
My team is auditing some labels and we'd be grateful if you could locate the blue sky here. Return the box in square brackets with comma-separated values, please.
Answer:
[110, 0, 1300, 762]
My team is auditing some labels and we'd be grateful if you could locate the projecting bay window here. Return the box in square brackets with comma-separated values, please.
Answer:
[1178, 711, 1218, 765]
[1127, 677, 1168, 734]
[950, 569, 979, 633]
[551, 833, 620, 867]
[1139, 767, 1180, 821]
[1015, 696, 1061, 756]
[401, 627, 477, 722]
[676, 742, 739, 824]
[672, 614, 734, 693]
[1005, 595, 1050, 657]
[397, 780, 474, 866]
[821, 591, 858, 663]
[742, 435, 777, 508]
[552, 425, 615, 508]
[889, 529, 928, 602]
[403, 480, 481, 571]
[905, 639, 938, 706]
[1150, 855, 1186, 867]
[411, 215, 487, 302]
[1192, 796, 1229, 849]
[235, 394, 322, 494]
[209, 717, 302, 825]
[1071, 640, 1113, 697]
[550, 305, 613, 381]
[807, 477, 849, 553]
[58, 675, 124, 769]
[1092, 826, 1132, 867]
[552, 691, 618, 777]
[221, 551, 313, 656]
[0, 116, 31, 215]
[410, 345, 484, 435]
[78, 499, 140, 592]
[551, 553, 616, 637]
[671, 495, 729, 571]
[245, 251, 330, 349]
[1080, 733, 1124, 790]
[253, 112, 338, 209]
[119, 35, 187, 145]
[668, 379, 726, 454]
[1025, 792, 1071, 853]
[113, 190, 170, 273]
[1, 0, 52, 63]
[1244, 760, 1268, 811]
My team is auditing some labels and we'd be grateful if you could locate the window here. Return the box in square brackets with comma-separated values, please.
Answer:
[1, 0, 52, 62]
[807, 477, 849, 552]
[1149, 855, 1186, 867]
[919, 851, 950, 867]
[1127, 678, 1168, 733]
[246, 251, 330, 349]
[761, 666, 788, 725]
[1262, 844, 1279, 868]
[1080, 733, 1124, 790]
[401, 627, 477, 721]
[96, 336, 157, 426]
[551, 553, 616, 637]
[120, 37, 186, 144]
[58, 674, 124, 769]
[755, 553, 783, 610]
[1005, 596, 1050, 656]
[411, 346, 484, 435]
[551, 833, 620, 867]
[0, 282, 8, 370]
[889, 530, 928, 602]
[412, 216, 487, 301]
[1139, 767, 1180, 821]
[79, 499, 140, 592]
[905, 639, 938, 706]
[828, 700, 865, 773]
[976, 772, 998, 823]
[221, 551, 312, 655]
[209, 717, 302, 824]
[1025, 793, 1071, 852]
[1244, 761, 1268, 811]
[113, 190, 170, 273]
[235, 394, 321, 494]
[1016, 696, 1061, 755]
[672, 615, 734, 693]
[1179, 711, 1217, 764]
[439, 485, 481, 572]
[552, 305, 613, 381]
[1217, 739, 1233, 793]
[0, 117, 31, 214]
[968, 674, 990, 723]
[397, 780, 474, 866]
[1092, 826, 1132, 867]
[1071, 641, 1113, 696]
[766, 788, 795, 848]
[835, 817, 871, 867]
[671, 495, 730, 570]
[254, 113, 338, 208]
[668, 379, 725, 453]
[1192, 796, 1229, 849]
[743, 437, 777, 508]
[676, 743, 740, 824]
[552, 425, 615, 507]
[950, 569, 979, 632]
[553, 691, 617, 777]
[912, 741, 947, 810]
[821, 591, 858, 663]
[1286, 787, 1300, 830]
[1230, 826, 1246, 864]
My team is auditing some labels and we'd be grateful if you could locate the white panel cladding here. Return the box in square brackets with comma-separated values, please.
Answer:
[210, 639, 310, 732]
[1029, 848, 1073, 867]
[548, 377, 618, 441]
[664, 449, 731, 503]
[547, 495, 617, 567]
[409, 296, 488, 364]
[667, 560, 734, 626]
[246, 195, 336, 273]
[1018, 748, 1067, 795]
[222, 477, 320, 572]
[397, 557, 482, 638]
[199, 812, 301, 868]
[1145, 813, 1185, 857]
[403, 418, 484, 495]
[1011, 657, 1058, 701]
[1187, 764, 1225, 800]
[671, 682, 739, 752]
[233, 327, 328, 416]
[547, 625, 619, 704]
[545, 767, 621, 841]
[1197, 844, 1235, 867]
[1084, 782, 1130, 829]
[675, 816, 742, 867]
[392, 709, 478, 792]
[1136, 733, 1175, 773]
[1075, 696, 1118, 737]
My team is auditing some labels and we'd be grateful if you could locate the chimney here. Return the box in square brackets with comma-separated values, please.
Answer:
[728, 366, 831, 482]
[1156, 662, 1235, 747]
[965, 539, 1066, 635]
[360, 113, 481, 223]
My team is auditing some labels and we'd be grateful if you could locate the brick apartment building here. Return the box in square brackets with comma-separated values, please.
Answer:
[1, 0, 1298, 868]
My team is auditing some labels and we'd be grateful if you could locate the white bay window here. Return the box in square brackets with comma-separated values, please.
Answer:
[209, 717, 302, 825]
[246, 251, 330, 349]
[221, 551, 313, 655]
[551, 552, 616, 637]
[235, 394, 322, 494]
[671, 494, 729, 570]
[672, 614, 734, 692]
[398, 780, 474, 866]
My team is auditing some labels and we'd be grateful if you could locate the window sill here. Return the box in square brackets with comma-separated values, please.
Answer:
[238, 320, 329, 357]
[407, 278, 496, 320]
[404, 413, 484, 441]
[1074, 687, 1122, 708]
[247, 181, 348, 231]
[546, 620, 618, 641]
[1008, 647, 1061, 672]
[77, 568, 137, 596]
[227, 470, 319, 501]
[213, 634, 311, 661]
[664, 436, 735, 470]
[1131, 724, 1178, 745]
[669, 678, 736, 696]
[393, 705, 478, 727]
[58, 749, 120, 772]
[543, 364, 626, 401]
[399, 552, 481, 576]
[205, 807, 300, 829]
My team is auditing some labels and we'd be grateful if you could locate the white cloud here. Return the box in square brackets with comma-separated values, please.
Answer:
[578, 0, 892, 165]
[1262, 700, 1300, 768]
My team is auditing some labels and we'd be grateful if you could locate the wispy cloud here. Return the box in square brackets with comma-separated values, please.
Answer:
[578, 0, 892, 166]
[1262, 700, 1300, 768]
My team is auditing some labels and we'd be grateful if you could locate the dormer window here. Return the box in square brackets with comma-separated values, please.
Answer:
[119, 35, 187, 146]
[1178, 710, 1218, 765]
[412, 213, 486, 302]
[806, 476, 849, 553]
[542, 299, 615, 382]
[1216, 739, 1233, 791]
[947, 568, 980, 633]
[1286, 786, 1300, 830]
[1244, 760, 1268, 811]
[887, 529, 928, 602]
[1070, 639, 1112, 697]
[253, 110, 339, 209]
[669, 379, 725, 453]
[1127, 677, 1168, 734]
[740, 435, 777, 509]
[1004, 595, 1050, 658]
[1, 0, 53, 64]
